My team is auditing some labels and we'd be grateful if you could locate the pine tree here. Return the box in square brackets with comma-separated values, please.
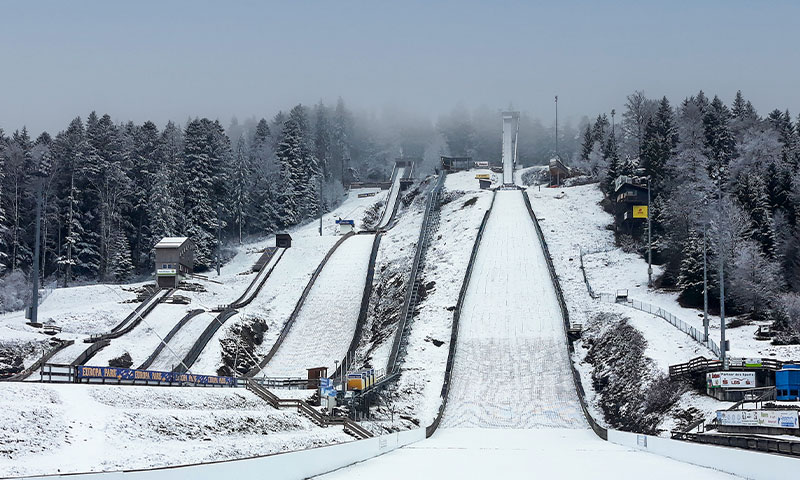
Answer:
[580, 123, 594, 162]
[109, 230, 134, 282]
[735, 173, 777, 258]
[231, 135, 251, 243]
[148, 165, 177, 246]
[276, 119, 305, 227]
[703, 96, 736, 182]
[603, 131, 621, 192]
[182, 119, 218, 269]
[640, 97, 677, 189]
[314, 101, 332, 181]
[677, 229, 705, 306]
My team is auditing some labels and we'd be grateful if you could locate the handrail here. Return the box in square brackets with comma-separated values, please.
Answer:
[173, 309, 238, 373]
[245, 232, 356, 377]
[387, 172, 446, 373]
[1, 339, 75, 381]
[331, 233, 382, 379]
[137, 309, 205, 370]
[426, 190, 496, 438]
[522, 190, 609, 440]
[376, 164, 399, 228]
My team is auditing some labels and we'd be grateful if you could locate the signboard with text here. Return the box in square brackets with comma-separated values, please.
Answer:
[706, 371, 756, 389]
[632, 205, 648, 218]
[716, 409, 799, 429]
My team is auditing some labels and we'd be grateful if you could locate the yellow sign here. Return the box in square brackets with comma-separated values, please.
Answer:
[633, 205, 648, 218]
[475, 174, 490, 180]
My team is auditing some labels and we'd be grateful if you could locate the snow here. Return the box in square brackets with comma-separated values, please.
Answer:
[90, 303, 194, 368]
[148, 311, 218, 371]
[527, 183, 800, 362]
[441, 190, 586, 429]
[261, 234, 376, 377]
[0, 382, 351, 478]
[390, 172, 494, 426]
[376, 167, 405, 229]
[316, 428, 739, 479]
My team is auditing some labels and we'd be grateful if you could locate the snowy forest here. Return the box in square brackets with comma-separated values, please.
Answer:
[574, 90, 800, 338]
[0, 99, 575, 311]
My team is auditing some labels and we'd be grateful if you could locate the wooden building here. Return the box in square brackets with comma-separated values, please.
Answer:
[154, 237, 193, 288]
[441, 155, 473, 171]
[548, 157, 571, 186]
[613, 175, 649, 230]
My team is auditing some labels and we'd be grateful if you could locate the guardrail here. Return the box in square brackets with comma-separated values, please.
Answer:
[173, 309, 238, 373]
[522, 190, 609, 440]
[669, 356, 787, 378]
[245, 232, 356, 377]
[426, 189, 496, 438]
[331, 234, 382, 380]
[387, 172, 446, 374]
[670, 430, 800, 456]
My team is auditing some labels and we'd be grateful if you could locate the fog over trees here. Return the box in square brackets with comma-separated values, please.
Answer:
[1, 91, 798, 336]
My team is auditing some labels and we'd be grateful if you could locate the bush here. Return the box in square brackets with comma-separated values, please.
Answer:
[0, 271, 31, 314]
[109, 352, 133, 368]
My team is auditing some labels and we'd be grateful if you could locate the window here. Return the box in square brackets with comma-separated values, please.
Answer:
[162, 264, 167, 269]
[791, 389, 799, 396]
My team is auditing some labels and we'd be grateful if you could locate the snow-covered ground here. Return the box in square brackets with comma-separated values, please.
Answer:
[316, 428, 739, 480]
[528, 183, 800, 361]
[354, 183, 426, 371]
[376, 166, 405, 229]
[0, 382, 351, 478]
[319, 185, 740, 479]
[442, 190, 586, 429]
[386, 170, 496, 427]
[261, 234, 376, 378]
[148, 311, 217, 371]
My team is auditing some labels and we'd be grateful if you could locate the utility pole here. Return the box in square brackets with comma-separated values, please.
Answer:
[554, 95, 559, 158]
[216, 204, 221, 276]
[647, 176, 653, 288]
[319, 175, 323, 236]
[702, 220, 709, 343]
[718, 183, 727, 369]
[27, 178, 44, 326]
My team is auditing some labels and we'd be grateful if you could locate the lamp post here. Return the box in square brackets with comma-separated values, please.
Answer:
[647, 176, 653, 288]
[27, 177, 44, 325]
[554, 95, 559, 158]
[702, 218, 709, 343]
[717, 182, 727, 369]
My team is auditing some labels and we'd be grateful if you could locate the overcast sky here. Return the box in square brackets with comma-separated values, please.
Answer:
[2, 0, 799, 135]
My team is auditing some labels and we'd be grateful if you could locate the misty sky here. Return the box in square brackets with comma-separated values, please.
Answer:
[2, 0, 799, 136]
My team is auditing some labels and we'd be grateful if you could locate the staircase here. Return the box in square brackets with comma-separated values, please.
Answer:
[246, 381, 372, 440]
[386, 173, 446, 373]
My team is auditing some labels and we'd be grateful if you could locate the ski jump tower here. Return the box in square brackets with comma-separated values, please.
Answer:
[501, 111, 520, 186]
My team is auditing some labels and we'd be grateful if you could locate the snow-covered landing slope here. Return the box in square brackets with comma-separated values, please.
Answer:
[261, 234, 376, 377]
[376, 167, 405, 229]
[441, 190, 586, 429]
[315, 428, 738, 480]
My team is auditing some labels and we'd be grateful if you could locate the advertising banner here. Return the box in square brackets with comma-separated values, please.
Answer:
[716, 409, 799, 429]
[706, 371, 756, 389]
[632, 205, 648, 218]
[77, 365, 235, 386]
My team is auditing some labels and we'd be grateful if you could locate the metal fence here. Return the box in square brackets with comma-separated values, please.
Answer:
[599, 295, 721, 358]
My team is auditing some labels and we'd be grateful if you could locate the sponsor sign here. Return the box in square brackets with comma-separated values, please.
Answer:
[716, 409, 799, 429]
[357, 192, 377, 198]
[728, 357, 763, 368]
[156, 268, 177, 276]
[706, 371, 757, 389]
[475, 174, 491, 180]
[77, 365, 235, 386]
[319, 378, 332, 388]
[335, 219, 355, 226]
[632, 205, 648, 218]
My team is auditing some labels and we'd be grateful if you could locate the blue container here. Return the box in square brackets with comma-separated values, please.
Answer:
[776, 365, 800, 401]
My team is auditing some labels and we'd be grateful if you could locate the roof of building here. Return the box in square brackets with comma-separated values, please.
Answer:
[155, 237, 190, 249]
